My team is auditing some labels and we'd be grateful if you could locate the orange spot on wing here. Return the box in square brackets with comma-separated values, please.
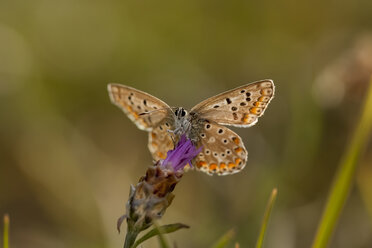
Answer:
[157, 152, 166, 159]
[151, 133, 157, 139]
[254, 102, 265, 107]
[219, 163, 227, 170]
[241, 113, 250, 123]
[209, 163, 217, 171]
[250, 107, 261, 114]
[258, 96, 267, 102]
[235, 158, 242, 165]
[232, 137, 240, 145]
[228, 163, 236, 169]
[198, 161, 207, 168]
[234, 147, 243, 153]
[125, 106, 139, 119]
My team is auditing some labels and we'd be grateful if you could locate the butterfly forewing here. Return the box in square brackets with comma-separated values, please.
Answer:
[192, 122, 247, 176]
[108, 84, 173, 131]
[190, 80, 274, 127]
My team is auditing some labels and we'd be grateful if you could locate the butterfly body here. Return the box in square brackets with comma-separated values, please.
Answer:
[108, 80, 275, 176]
[172, 107, 192, 137]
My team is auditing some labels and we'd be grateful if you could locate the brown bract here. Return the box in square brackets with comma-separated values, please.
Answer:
[118, 165, 183, 233]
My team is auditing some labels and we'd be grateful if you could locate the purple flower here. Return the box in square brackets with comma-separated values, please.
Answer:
[161, 135, 202, 171]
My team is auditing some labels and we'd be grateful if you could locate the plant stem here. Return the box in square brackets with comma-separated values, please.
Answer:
[255, 188, 278, 248]
[124, 229, 139, 248]
[3, 214, 9, 248]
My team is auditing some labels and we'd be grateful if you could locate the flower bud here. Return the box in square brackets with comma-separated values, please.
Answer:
[118, 134, 201, 234]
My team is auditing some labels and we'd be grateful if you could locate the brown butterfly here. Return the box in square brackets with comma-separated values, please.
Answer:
[108, 80, 275, 175]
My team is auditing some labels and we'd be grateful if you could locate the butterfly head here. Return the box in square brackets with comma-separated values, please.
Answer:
[173, 107, 192, 136]
[174, 107, 188, 120]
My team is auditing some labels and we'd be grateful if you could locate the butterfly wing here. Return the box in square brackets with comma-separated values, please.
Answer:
[148, 120, 176, 160]
[192, 122, 247, 176]
[190, 80, 274, 127]
[108, 83, 174, 131]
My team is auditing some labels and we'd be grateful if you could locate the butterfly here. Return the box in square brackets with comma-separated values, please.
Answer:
[108, 80, 275, 176]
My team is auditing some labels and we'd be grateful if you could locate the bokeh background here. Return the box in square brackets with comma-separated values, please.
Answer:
[1, 0, 372, 247]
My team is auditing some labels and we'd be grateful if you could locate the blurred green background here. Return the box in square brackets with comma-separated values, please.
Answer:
[1, 0, 372, 247]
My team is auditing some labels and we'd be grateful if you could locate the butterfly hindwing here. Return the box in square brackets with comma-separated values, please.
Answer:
[108, 84, 173, 131]
[190, 80, 274, 127]
[148, 120, 176, 160]
[192, 122, 247, 176]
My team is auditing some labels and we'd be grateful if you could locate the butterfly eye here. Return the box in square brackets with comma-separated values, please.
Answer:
[181, 109, 186, 117]
[174, 109, 179, 116]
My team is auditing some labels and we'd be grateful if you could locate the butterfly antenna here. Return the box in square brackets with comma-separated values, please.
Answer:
[139, 108, 168, 116]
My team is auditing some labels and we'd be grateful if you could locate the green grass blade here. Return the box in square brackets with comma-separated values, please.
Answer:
[132, 223, 189, 248]
[255, 188, 278, 248]
[3, 214, 9, 248]
[312, 77, 372, 248]
[211, 229, 235, 248]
